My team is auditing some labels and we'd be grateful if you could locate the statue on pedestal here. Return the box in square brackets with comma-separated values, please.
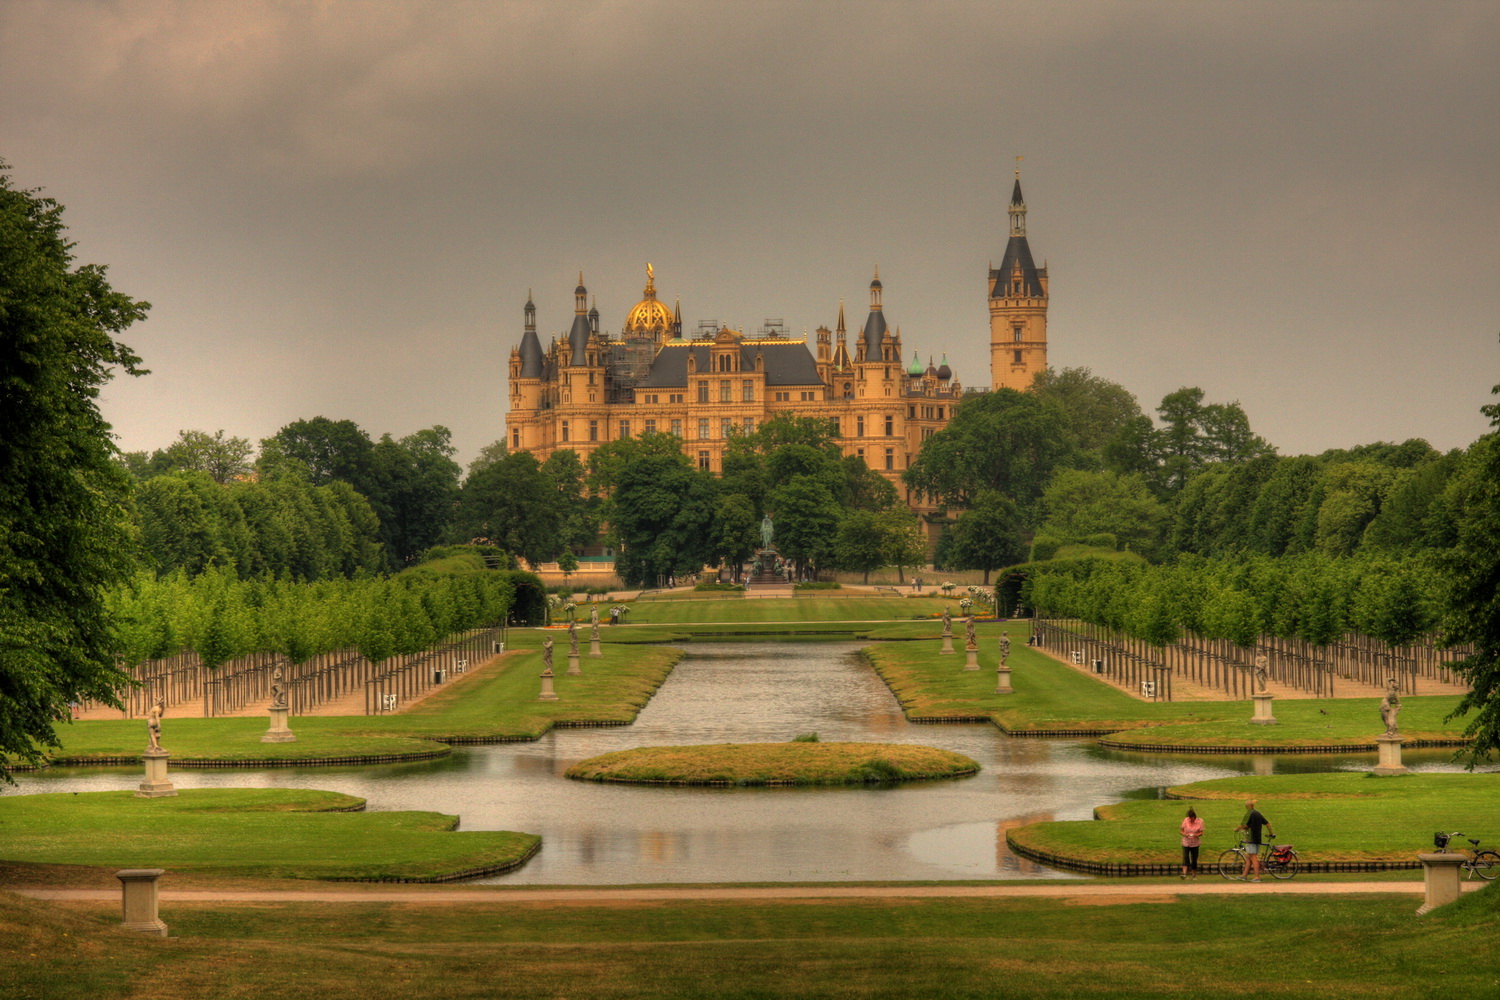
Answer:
[999, 636, 1010, 666]
[590, 607, 599, 627]
[1380, 678, 1402, 737]
[145, 702, 163, 753]
[568, 619, 579, 656]
[760, 514, 775, 550]
[270, 668, 288, 710]
[964, 616, 977, 651]
[1254, 655, 1269, 694]
[542, 638, 553, 672]
[942, 606, 952, 635]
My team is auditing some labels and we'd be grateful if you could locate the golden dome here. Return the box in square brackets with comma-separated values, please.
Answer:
[624, 263, 675, 335]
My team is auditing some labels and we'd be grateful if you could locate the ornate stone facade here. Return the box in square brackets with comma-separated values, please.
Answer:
[505, 180, 1049, 501]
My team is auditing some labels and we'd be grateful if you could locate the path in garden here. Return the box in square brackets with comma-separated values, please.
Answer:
[14, 880, 1477, 906]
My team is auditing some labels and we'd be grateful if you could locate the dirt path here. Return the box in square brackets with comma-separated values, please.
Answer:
[11, 881, 1473, 906]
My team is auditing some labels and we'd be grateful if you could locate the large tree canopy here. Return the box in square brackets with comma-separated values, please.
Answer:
[0, 164, 149, 768]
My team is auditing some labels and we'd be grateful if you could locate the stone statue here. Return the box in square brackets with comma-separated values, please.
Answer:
[964, 616, 977, 651]
[1380, 678, 1402, 737]
[1254, 655, 1269, 693]
[590, 607, 599, 627]
[942, 606, 952, 634]
[542, 638, 553, 672]
[999, 636, 1011, 665]
[270, 668, 288, 709]
[760, 514, 774, 550]
[145, 701, 163, 753]
[569, 621, 579, 656]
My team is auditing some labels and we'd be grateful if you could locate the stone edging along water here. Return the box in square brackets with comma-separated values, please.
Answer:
[323, 839, 543, 884]
[1003, 835, 1422, 876]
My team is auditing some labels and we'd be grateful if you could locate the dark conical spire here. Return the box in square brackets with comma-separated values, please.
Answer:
[519, 290, 543, 378]
[862, 267, 887, 358]
[568, 273, 591, 365]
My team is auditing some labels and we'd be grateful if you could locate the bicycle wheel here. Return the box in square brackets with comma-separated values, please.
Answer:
[1270, 851, 1298, 879]
[1474, 851, 1500, 880]
[1218, 849, 1245, 880]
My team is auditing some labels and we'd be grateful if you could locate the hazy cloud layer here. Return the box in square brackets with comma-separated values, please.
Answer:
[3, 0, 1496, 464]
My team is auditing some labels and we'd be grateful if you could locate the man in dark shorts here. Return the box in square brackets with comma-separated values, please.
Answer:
[1236, 799, 1275, 882]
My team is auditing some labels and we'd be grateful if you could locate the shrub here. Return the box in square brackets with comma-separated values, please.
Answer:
[694, 582, 744, 592]
[1083, 532, 1119, 550]
[792, 732, 820, 743]
[794, 582, 841, 591]
[1030, 536, 1064, 562]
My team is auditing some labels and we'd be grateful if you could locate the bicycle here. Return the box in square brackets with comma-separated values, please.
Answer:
[1434, 832, 1499, 880]
[1218, 836, 1299, 880]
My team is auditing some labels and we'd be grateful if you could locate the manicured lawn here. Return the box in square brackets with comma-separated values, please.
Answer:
[565, 741, 979, 785]
[867, 630, 1472, 750]
[27, 642, 683, 766]
[1009, 771, 1500, 867]
[4, 885, 1498, 999]
[0, 789, 539, 881]
[623, 595, 952, 624]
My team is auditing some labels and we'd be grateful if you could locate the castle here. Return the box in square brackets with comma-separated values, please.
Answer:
[505, 174, 1048, 503]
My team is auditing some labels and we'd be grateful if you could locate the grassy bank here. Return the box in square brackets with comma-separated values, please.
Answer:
[0, 789, 539, 882]
[866, 629, 1471, 750]
[1008, 772, 1500, 870]
[24, 641, 683, 768]
[4, 885, 1497, 999]
[565, 741, 979, 785]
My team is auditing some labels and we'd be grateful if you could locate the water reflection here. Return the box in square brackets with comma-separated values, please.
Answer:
[3, 642, 1486, 883]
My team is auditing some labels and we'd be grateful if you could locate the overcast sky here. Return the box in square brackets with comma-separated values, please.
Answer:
[4, 0, 1497, 468]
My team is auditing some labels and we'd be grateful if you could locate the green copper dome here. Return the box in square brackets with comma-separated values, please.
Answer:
[906, 351, 924, 376]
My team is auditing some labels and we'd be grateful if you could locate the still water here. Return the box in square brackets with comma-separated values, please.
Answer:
[4, 642, 1472, 883]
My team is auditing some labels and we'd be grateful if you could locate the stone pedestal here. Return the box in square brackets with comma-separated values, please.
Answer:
[567, 652, 582, 676]
[964, 648, 979, 671]
[590, 636, 602, 658]
[1250, 692, 1277, 725]
[1373, 735, 1408, 775]
[940, 634, 954, 655]
[1416, 853, 1466, 914]
[538, 669, 558, 701]
[261, 705, 296, 743]
[115, 869, 168, 937]
[995, 666, 1013, 694]
[135, 749, 176, 798]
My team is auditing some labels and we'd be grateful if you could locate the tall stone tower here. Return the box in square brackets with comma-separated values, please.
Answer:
[988, 168, 1048, 391]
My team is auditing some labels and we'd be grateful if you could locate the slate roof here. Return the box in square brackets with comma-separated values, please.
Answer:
[990, 234, 1044, 299]
[519, 329, 544, 378]
[568, 313, 592, 365]
[861, 308, 887, 357]
[636, 342, 823, 388]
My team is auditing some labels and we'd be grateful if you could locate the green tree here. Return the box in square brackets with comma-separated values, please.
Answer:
[903, 389, 1072, 512]
[612, 449, 719, 587]
[370, 426, 462, 565]
[132, 429, 254, 484]
[456, 451, 562, 568]
[1030, 367, 1144, 459]
[764, 477, 841, 579]
[0, 163, 150, 766]
[877, 506, 927, 584]
[1039, 469, 1168, 558]
[1438, 382, 1500, 761]
[939, 490, 1028, 584]
[258, 416, 375, 487]
[1151, 387, 1274, 494]
[833, 510, 885, 583]
[711, 493, 759, 581]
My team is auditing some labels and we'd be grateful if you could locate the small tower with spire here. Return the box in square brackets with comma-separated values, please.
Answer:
[988, 160, 1049, 391]
[506, 290, 546, 451]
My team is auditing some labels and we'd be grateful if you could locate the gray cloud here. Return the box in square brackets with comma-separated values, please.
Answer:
[3, 0, 1496, 464]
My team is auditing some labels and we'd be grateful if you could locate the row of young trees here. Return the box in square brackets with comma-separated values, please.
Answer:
[105, 567, 539, 675]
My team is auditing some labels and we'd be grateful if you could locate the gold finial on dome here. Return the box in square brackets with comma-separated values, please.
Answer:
[644, 263, 655, 296]
[624, 263, 672, 338]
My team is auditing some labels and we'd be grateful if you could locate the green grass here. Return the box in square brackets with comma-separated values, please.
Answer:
[1009, 771, 1500, 867]
[623, 595, 953, 623]
[565, 742, 979, 785]
[0, 789, 539, 881]
[4, 886, 1498, 998]
[866, 628, 1472, 749]
[26, 641, 682, 766]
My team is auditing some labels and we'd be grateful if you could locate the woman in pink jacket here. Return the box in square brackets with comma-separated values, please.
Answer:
[1180, 808, 1205, 879]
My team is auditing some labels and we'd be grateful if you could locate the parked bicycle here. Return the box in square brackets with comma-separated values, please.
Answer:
[1434, 832, 1499, 880]
[1218, 836, 1299, 880]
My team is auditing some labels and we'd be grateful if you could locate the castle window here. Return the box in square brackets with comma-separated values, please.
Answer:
[1013, 327, 1023, 343]
[884, 448, 895, 470]
[588, 372, 596, 385]
[884, 415, 894, 436]
[645, 419, 657, 434]
[1013, 350, 1023, 364]
[843, 382, 853, 399]
[721, 418, 733, 439]
[698, 418, 709, 440]
[742, 380, 754, 402]
[671, 419, 682, 437]
[829, 418, 840, 436]
[938, 407, 944, 419]
[856, 416, 865, 437]
[619, 421, 631, 439]
[698, 450, 710, 471]
[908, 406, 916, 419]
[562, 421, 570, 442]
[857, 448, 865, 459]
[720, 380, 732, 403]
[698, 381, 709, 403]
[743, 417, 755, 434]
[589, 420, 598, 442]
[512, 429, 520, 449]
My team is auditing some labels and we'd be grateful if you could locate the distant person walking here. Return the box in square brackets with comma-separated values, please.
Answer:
[1179, 807, 1204, 879]
[1236, 799, 1275, 882]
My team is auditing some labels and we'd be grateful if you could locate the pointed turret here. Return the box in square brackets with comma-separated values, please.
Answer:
[588, 296, 599, 337]
[861, 266, 887, 359]
[568, 272, 591, 365]
[988, 161, 1049, 391]
[936, 353, 952, 381]
[519, 290, 543, 378]
[906, 350, 924, 377]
